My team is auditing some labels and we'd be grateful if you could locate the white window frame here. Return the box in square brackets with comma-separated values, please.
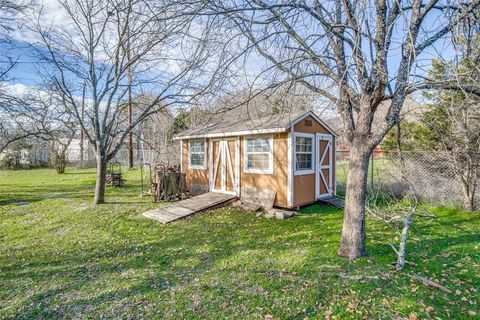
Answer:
[294, 132, 315, 175]
[189, 139, 206, 169]
[243, 135, 274, 174]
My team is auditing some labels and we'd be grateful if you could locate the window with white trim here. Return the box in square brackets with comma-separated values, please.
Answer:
[244, 136, 273, 173]
[189, 140, 205, 169]
[295, 134, 314, 174]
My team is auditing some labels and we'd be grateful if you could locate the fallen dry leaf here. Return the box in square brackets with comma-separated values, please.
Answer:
[325, 309, 333, 320]
[425, 306, 435, 313]
[346, 300, 359, 313]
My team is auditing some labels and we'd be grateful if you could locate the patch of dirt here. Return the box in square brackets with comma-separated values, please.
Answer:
[42, 192, 64, 199]
[75, 204, 90, 212]
[11, 201, 29, 206]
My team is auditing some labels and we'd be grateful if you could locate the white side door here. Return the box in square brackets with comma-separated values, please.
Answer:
[316, 134, 333, 199]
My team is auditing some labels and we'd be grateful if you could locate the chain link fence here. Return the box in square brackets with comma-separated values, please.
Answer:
[79, 141, 478, 209]
[336, 150, 479, 209]
[111, 144, 180, 168]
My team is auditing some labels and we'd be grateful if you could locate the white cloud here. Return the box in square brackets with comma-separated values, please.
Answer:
[4, 1, 263, 98]
[9, 0, 70, 44]
[2, 82, 31, 96]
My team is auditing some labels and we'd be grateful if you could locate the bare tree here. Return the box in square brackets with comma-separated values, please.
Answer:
[206, 0, 480, 259]
[0, 1, 41, 153]
[191, 83, 322, 125]
[33, 0, 222, 204]
[29, 92, 78, 174]
[130, 93, 178, 165]
[50, 135, 74, 173]
[0, 89, 63, 154]
[0, 1, 29, 31]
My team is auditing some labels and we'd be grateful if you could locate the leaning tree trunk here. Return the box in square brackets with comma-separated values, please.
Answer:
[338, 144, 372, 259]
[93, 154, 107, 205]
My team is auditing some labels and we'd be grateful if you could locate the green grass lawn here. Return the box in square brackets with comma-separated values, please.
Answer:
[0, 168, 479, 319]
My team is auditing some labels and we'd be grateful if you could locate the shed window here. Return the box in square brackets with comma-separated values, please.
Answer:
[189, 140, 205, 169]
[244, 136, 273, 174]
[295, 134, 314, 174]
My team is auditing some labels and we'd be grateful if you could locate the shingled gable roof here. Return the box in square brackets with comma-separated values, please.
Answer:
[173, 110, 337, 140]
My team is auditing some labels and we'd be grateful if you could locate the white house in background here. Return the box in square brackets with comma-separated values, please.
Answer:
[65, 138, 91, 162]
[0, 138, 91, 165]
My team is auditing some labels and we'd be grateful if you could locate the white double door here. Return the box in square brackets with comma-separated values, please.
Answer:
[209, 138, 239, 195]
[316, 134, 333, 199]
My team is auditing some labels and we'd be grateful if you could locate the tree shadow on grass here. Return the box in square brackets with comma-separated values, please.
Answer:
[0, 178, 135, 207]
[2, 202, 477, 319]
[106, 201, 153, 205]
[299, 203, 342, 215]
[0, 198, 44, 207]
[62, 171, 96, 175]
[1, 211, 354, 318]
[0, 189, 94, 207]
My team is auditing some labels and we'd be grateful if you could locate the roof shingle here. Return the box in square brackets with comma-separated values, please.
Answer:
[174, 110, 337, 139]
[174, 110, 310, 139]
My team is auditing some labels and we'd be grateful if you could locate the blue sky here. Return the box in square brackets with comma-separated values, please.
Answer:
[0, 2, 459, 100]
[0, 40, 44, 87]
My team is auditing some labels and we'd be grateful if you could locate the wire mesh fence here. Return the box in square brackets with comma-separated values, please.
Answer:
[84, 142, 478, 209]
[111, 145, 180, 168]
[336, 150, 479, 209]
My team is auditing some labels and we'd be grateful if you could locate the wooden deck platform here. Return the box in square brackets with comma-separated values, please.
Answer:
[142, 192, 237, 224]
[318, 196, 345, 209]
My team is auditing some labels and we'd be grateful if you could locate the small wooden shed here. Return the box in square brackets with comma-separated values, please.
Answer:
[173, 110, 337, 209]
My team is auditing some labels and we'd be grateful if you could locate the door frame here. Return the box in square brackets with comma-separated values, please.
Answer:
[316, 133, 333, 199]
[209, 137, 239, 195]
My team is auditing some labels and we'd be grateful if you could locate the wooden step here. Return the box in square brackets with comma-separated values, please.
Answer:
[318, 196, 345, 209]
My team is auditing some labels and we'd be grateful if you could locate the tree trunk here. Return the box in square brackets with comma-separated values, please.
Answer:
[55, 151, 67, 174]
[93, 155, 107, 205]
[462, 185, 476, 212]
[338, 144, 372, 259]
[51, 144, 67, 174]
[56, 159, 66, 174]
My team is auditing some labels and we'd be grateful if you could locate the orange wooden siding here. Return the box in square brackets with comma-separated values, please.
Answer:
[180, 113, 336, 209]
[293, 115, 329, 134]
[292, 118, 336, 207]
[239, 132, 289, 207]
[293, 174, 315, 206]
[182, 139, 209, 188]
